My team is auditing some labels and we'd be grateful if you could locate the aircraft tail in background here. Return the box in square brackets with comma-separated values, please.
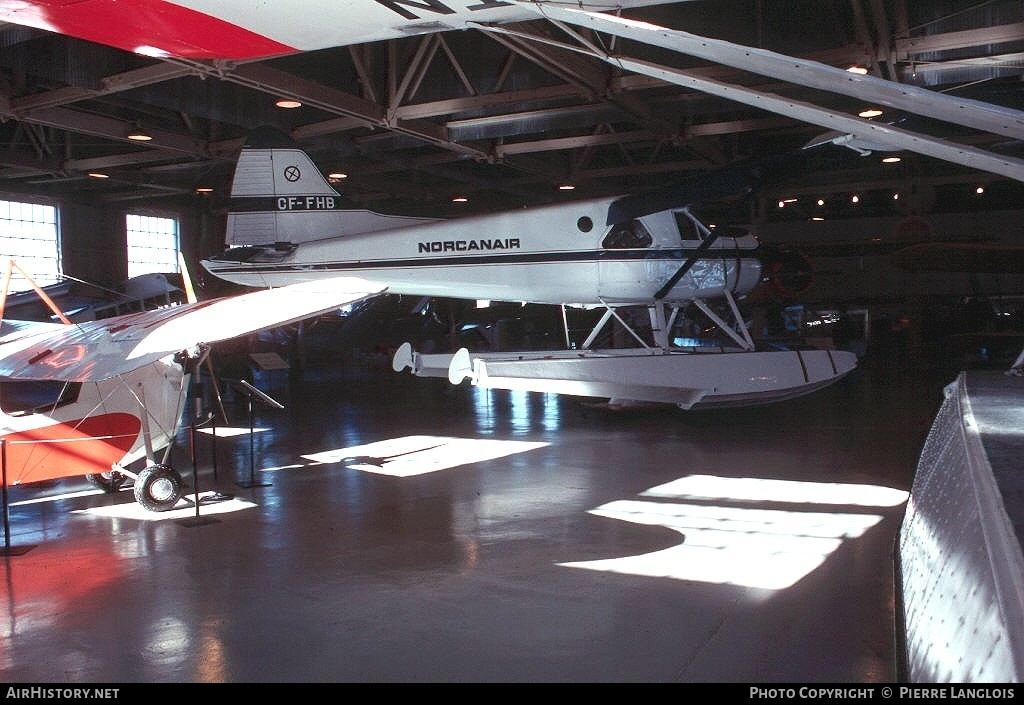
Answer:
[225, 126, 439, 249]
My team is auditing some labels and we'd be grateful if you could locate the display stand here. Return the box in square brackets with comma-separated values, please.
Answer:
[248, 352, 290, 394]
[231, 379, 284, 490]
[0, 439, 34, 555]
[177, 418, 222, 527]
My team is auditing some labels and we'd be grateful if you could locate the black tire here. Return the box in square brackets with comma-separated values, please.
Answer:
[133, 464, 184, 512]
[85, 471, 127, 493]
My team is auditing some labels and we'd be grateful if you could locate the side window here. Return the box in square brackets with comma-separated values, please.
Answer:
[602, 219, 653, 249]
[675, 211, 702, 241]
[0, 380, 82, 416]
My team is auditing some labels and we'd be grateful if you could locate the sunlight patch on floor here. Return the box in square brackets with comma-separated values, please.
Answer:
[72, 492, 257, 520]
[302, 434, 549, 476]
[560, 474, 908, 590]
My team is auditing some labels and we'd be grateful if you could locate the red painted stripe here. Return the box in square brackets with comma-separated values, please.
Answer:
[16, 0, 298, 59]
[3, 412, 143, 485]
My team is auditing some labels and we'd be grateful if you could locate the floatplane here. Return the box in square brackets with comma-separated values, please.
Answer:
[200, 127, 857, 410]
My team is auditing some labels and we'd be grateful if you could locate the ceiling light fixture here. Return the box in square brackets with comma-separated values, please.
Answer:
[558, 184, 575, 191]
[87, 172, 109, 179]
[275, 99, 302, 109]
[452, 196, 468, 203]
[846, 66, 868, 75]
[858, 109, 883, 118]
[328, 172, 347, 180]
[195, 187, 213, 194]
[126, 124, 152, 141]
[882, 156, 901, 163]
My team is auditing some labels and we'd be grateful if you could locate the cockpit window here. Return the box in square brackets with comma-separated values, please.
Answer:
[0, 380, 82, 416]
[675, 211, 709, 241]
[602, 220, 653, 249]
[675, 210, 749, 241]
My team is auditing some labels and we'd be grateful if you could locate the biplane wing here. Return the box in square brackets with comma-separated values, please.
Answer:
[0, 276, 386, 382]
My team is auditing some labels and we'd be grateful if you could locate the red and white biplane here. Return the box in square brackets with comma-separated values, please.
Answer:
[0, 263, 382, 511]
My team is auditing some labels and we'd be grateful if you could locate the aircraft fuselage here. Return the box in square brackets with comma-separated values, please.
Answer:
[0, 358, 188, 486]
[202, 198, 764, 307]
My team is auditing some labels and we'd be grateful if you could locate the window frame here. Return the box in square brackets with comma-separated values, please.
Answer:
[0, 197, 62, 292]
[125, 212, 181, 279]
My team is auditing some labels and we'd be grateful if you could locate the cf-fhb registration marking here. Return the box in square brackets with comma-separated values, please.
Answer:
[278, 196, 337, 210]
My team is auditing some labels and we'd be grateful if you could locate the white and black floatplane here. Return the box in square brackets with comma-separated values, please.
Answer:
[201, 128, 857, 410]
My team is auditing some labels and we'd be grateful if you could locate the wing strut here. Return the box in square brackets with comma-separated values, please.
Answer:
[655, 207, 719, 301]
[0, 259, 74, 325]
[178, 251, 229, 425]
[654, 233, 719, 301]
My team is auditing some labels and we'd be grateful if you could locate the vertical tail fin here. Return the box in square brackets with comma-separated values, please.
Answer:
[224, 127, 441, 249]
[226, 127, 342, 248]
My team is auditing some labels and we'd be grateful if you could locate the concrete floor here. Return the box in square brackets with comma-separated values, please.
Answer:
[0, 351, 948, 683]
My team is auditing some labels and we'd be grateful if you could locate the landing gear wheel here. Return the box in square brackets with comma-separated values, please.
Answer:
[86, 470, 127, 493]
[133, 464, 184, 512]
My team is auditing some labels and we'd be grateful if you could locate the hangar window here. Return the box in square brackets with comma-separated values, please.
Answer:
[127, 214, 180, 278]
[0, 200, 61, 292]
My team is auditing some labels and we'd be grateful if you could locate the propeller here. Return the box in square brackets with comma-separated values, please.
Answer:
[757, 244, 815, 301]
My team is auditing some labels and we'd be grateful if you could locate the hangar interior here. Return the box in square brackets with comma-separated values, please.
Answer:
[0, 0, 1020, 369]
[0, 0, 1022, 684]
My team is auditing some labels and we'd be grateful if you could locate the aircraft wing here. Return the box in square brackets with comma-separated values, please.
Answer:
[0, 0, 681, 60]
[0, 276, 386, 382]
